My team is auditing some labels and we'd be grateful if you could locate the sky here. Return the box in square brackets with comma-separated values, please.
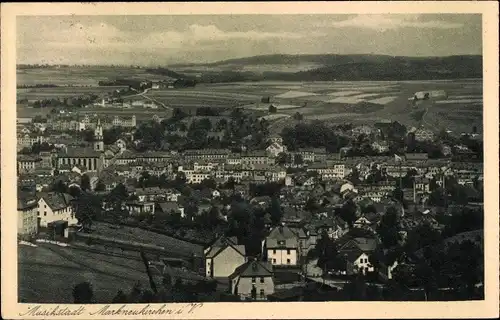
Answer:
[17, 14, 482, 66]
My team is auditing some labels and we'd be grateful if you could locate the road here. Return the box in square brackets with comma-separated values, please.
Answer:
[130, 88, 172, 111]
[421, 106, 430, 127]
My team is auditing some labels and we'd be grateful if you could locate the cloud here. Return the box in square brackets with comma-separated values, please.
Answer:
[321, 15, 463, 31]
[19, 22, 305, 52]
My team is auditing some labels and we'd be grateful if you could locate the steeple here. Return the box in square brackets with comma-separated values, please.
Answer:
[93, 118, 104, 152]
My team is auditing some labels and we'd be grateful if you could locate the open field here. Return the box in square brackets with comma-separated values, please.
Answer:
[91, 222, 204, 258]
[19, 223, 204, 303]
[17, 86, 129, 101]
[19, 244, 150, 303]
[143, 79, 482, 134]
[17, 66, 173, 87]
[174, 62, 323, 74]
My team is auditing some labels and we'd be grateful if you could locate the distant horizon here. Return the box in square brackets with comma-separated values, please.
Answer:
[16, 53, 483, 68]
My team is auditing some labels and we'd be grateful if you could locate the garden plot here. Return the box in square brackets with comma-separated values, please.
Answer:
[446, 95, 483, 100]
[327, 91, 363, 97]
[274, 90, 320, 99]
[367, 96, 398, 105]
[435, 99, 483, 105]
[327, 97, 365, 104]
[348, 93, 382, 99]
[249, 103, 302, 111]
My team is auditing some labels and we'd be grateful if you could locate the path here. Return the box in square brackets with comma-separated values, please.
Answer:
[130, 87, 172, 111]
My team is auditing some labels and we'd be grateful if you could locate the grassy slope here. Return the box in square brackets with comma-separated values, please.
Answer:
[171, 54, 482, 81]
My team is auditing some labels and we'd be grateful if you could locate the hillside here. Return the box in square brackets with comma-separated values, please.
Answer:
[171, 54, 482, 81]
[171, 54, 395, 68]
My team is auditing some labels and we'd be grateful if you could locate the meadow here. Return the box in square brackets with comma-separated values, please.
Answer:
[18, 222, 204, 303]
[141, 79, 482, 134]
[17, 86, 129, 101]
[18, 244, 150, 303]
[17, 66, 170, 87]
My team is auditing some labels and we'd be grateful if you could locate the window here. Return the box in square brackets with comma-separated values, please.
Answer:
[272, 259, 276, 264]
[44, 212, 47, 216]
[272, 249, 276, 254]
[260, 289, 265, 298]
[260, 277, 265, 283]
[251, 277, 256, 283]
[287, 249, 291, 255]
[287, 259, 291, 264]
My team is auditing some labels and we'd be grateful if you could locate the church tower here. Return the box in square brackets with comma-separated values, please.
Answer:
[94, 118, 104, 152]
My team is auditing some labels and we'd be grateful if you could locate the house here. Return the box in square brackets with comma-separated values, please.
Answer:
[266, 142, 287, 158]
[353, 212, 381, 232]
[241, 151, 270, 166]
[210, 189, 221, 198]
[307, 162, 346, 180]
[18, 193, 39, 236]
[204, 236, 247, 279]
[313, 216, 349, 240]
[136, 187, 168, 202]
[266, 226, 300, 266]
[371, 141, 389, 154]
[157, 200, 183, 215]
[351, 125, 374, 137]
[229, 260, 274, 301]
[337, 236, 378, 275]
[125, 201, 155, 215]
[267, 134, 283, 145]
[284, 175, 295, 187]
[99, 172, 125, 192]
[17, 155, 42, 174]
[183, 149, 231, 161]
[344, 250, 374, 275]
[303, 258, 323, 278]
[289, 227, 309, 256]
[413, 176, 431, 203]
[414, 128, 435, 142]
[37, 192, 77, 228]
[165, 189, 182, 202]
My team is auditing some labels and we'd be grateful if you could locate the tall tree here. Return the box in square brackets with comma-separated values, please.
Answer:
[316, 230, 344, 273]
[269, 196, 282, 226]
[377, 207, 401, 249]
[338, 200, 357, 226]
[81, 174, 91, 191]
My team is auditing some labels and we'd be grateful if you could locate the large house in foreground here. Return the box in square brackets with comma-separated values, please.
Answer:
[37, 192, 78, 228]
[204, 236, 247, 279]
[18, 193, 39, 236]
[229, 260, 274, 301]
[265, 226, 300, 266]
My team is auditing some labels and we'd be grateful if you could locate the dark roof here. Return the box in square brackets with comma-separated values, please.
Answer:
[229, 260, 273, 279]
[38, 192, 73, 211]
[405, 153, 429, 161]
[59, 147, 101, 158]
[205, 237, 246, 259]
[158, 201, 182, 213]
[17, 193, 38, 210]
